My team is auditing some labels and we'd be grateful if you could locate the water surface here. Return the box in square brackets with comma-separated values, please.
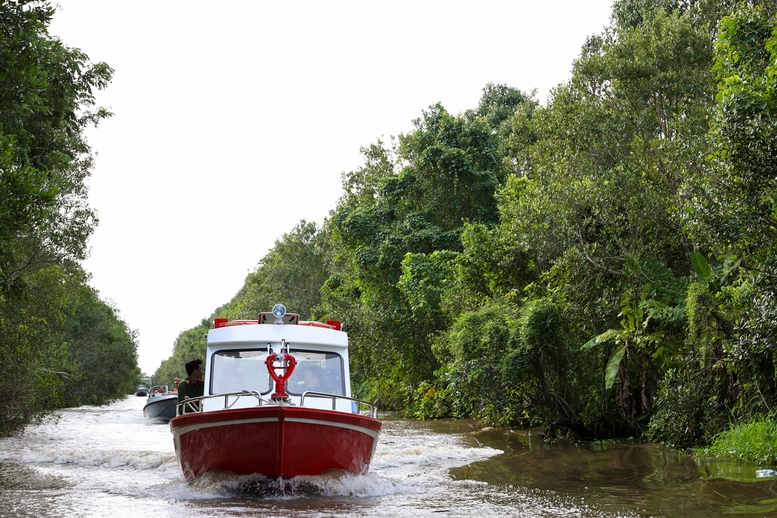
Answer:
[0, 396, 775, 517]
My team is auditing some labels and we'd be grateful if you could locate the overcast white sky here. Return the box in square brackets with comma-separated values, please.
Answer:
[48, 1, 614, 374]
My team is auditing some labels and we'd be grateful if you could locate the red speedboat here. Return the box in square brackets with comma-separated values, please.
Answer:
[169, 305, 382, 482]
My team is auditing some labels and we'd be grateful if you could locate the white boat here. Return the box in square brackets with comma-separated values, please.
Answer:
[169, 304, 382, 482]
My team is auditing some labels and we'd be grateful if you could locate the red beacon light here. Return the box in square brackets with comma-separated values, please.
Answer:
[214, 318, 228, 328]
[326, 320, 342, 331]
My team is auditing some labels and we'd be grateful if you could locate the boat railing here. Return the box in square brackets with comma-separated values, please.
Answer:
[174, 390, 378, 418]
[300, 391, 379, 418]
[176, 390, 264, 415]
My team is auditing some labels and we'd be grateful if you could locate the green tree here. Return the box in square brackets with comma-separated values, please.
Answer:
[0, 266, 70, 435]
[613, 0, 731, 28]
[324, 86, 535, 406]
[0, 1, 118, 436]
[61, 280, 140, 406]
[320, 141, 403, 402]
[654, 3, 777, 447]
[0, 264, 138, 435]
[0, 0, 112, 294]
[494, 7, 716, 435]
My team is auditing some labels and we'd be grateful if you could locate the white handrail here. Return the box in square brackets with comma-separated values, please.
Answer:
[175, 390, 263, 415]
[174, 390, 379, 418]
[300, 391, 379, 418]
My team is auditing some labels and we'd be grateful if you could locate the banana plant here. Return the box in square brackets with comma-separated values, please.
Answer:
[582, 305, 634, 390]
[581, 302, 665, 390]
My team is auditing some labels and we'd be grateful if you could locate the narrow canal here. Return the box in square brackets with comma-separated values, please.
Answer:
[0, 395, 775, 517]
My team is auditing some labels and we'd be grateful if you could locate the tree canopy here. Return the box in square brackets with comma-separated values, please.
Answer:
[0, 1, 138, 437]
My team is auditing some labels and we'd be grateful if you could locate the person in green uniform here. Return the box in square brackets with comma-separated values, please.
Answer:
[177, 358, 205, 415]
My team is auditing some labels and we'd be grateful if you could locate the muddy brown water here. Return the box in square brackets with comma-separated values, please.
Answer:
[444, 421, 777, 517]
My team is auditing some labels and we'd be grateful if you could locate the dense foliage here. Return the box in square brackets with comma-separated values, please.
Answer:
[0, 1, 139, 437]
[160, 0, 777, 449]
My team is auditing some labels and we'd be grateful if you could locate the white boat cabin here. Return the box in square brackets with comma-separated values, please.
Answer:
[199, 306, 358, 413]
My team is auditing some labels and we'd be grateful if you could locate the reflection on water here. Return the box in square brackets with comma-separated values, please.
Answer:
[0, 396, 775, 517]
[450, 426, 777, 517]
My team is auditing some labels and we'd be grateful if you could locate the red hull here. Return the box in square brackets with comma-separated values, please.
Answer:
[169, 406, 382, 482]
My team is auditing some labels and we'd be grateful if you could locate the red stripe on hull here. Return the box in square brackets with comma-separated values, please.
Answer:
[170, 406, 381, 482]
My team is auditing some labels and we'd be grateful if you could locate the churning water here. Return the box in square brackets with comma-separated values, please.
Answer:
[0, 396, 775, 517]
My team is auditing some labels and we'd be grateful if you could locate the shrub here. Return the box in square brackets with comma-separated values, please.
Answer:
[699, 416, 777, 464]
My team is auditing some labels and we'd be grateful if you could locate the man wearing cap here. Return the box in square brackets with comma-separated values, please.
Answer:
[177, 359, 204, 415]
[173, 378, 181, 393]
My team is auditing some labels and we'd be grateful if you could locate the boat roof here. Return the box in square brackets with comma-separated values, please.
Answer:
[207, 320, 348, 350]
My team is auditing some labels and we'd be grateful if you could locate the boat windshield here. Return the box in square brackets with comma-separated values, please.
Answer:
[209, 349, 345, 396]
[287, 351, 344, 396]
